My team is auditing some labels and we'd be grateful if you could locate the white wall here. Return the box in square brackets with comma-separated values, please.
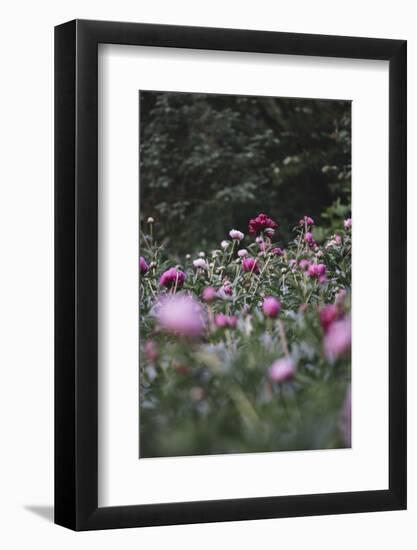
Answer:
[0, 1, 415, 548]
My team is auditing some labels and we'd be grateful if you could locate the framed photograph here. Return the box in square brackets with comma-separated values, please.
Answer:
[55, 19, 406, 530]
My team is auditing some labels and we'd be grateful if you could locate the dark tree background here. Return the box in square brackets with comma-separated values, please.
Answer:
[140, 91, 351, 256]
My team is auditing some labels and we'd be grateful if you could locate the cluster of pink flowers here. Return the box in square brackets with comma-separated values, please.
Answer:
[159, 267, 186, 288]
[299, 215, 314, 227]
[307, 263, 327, 281]
[214, 313, 238, 329]
[304, 231, 316, 248]
[248, 213, 278, 236]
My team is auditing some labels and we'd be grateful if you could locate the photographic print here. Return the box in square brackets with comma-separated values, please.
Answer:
[139, 90, 352, 459]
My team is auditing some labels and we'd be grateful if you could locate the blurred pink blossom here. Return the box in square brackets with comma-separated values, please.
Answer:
[262, 296, 281, 318]
[156, 293, 204, 339]
[215, 313, 237, 329]
[238, 249, 248, 258]
[269, 357, 296, 382]
[298, 258, 310, 271]
[319, 304, 342, 332]
[202, 286, 217, 302]
[344, 218, 352, 229]
[324, 316, 351, 361]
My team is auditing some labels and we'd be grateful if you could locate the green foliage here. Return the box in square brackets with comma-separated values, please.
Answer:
[140, 92, 351, 256]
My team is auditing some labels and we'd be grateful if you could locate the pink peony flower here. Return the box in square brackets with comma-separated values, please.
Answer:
[299, 215, 314, 227]
[238, 249, 248, 258]
[229, 229, 244, 241]
[308, 263, 327, 279]
[272, 247, 284, 256]
[159, 267, 186, 288]
[215, 313, 237, 329]
[140, 256, 149, 275]
[144, 339, 158, 362]
[156, 293, 204, 339]
[324, 316, 351, 361]
[242, 257, 259, 274]
[319, 304, 342, 332]
[248, 213, 278, 236]
[262, 296, 281, 318]
[193, 258, 207, 269]
[298, 258, 310, 271]
[340, 385, 351, 447]
[202, 286, 217, 302]
[269, 357, 296, 382]
[344, 218, 352, 230]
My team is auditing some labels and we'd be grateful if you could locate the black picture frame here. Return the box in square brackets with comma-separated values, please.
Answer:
[55, 19, 407, 531]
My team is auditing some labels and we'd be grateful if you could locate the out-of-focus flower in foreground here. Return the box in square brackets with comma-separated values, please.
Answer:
[202, 286, 217, 302]
[269, 357, 296, 382]
[140, 256, 149, 275]
[242, 257, 259, 274]
[262, 296, 281, 318]
[248, 213, 278, 236]
[319, 304, 342, 332]
[221, 240, 230, 249]
[238, 249, 248, 258]
[159, 267, 186, 288]
[229, 229, 244, 241]
[156, 293, 205, 339]
[324, 316, 351, 361]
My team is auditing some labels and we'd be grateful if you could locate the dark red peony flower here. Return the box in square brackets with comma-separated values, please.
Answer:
[248, 213, 278, 236]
